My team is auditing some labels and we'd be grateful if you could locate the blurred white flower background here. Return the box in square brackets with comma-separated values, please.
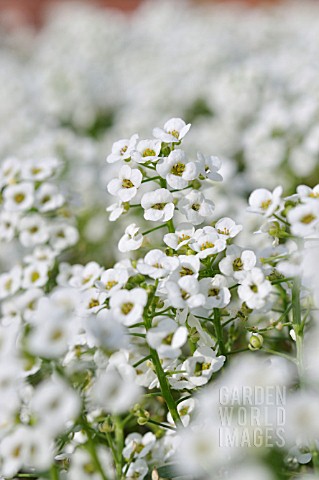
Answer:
[1, 0, 319, 479]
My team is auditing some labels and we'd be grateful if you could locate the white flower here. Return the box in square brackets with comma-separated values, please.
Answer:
[95, 267, 129, 294]
[35, 183, 64, 212]
[219, 245, 256, 280]
[146, 317, 188, 359]
[0, 211, 19, 242]
[69, 261, 103, 290]
[196, 152, 223, 181]
[141, 188, 175, 222]
[183, 346, 225, 387]
[125, 459, 148, 480]
[22, 262, 49, 289]
[215, 217, 242, 239]
[15, 288, 44, 321]
[68, 447, 115, 480]
[0, 157, 21, 188]
[169, 255, 200, 282]
[24, 246, 57, 267]
[248, 186, 283, 217]
[49, 223, 79, 252]
[123, 432, 156, 460]
[86, 309, 127, 350]
[287, 203, 319, 237]
[21, 157, 61, 182]
[0, 266, 22, 299]
[190, 227, 226, 258]
[90, 365, 141, 414]
[3, 182, 34, 212]
[178, 190, 214, 225]
[165, 277, 205, 310]
[153, 117, 191, 143]
[110, 288, 147, 326]
[238, 267, 272, 309]
[27, 295, 77, 358]
[131, 139, 161, 164]
[107, 134, 138, 164]
[78, 288, 107, 316]
[0, 426, 52, 477]
[137, 249, 179, 279]
[106, 201, 125, 222]
[18, 215, 49, 247]
[167, 398, 195, 427]
[199, 274, 231, 309]
[107, 165, 142, 202]
[156, 149, 197, 189]
[296, 184, 319, 202]
[163, 223, 195, 250]
[30, 376, 81, 435]
[118, 223, 143, 253]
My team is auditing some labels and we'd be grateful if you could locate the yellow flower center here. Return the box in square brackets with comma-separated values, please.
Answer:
[171, 163, 185, 176]
[200, 241, 215, 250]
[152, 203, 166, 210]
[208, 288, 219, 297]
[233, 257, 243, 271]
[122, 179, 134, 189]
[191, 203, 200, 211]
[301, 213, 316, 224]
[89, 299, 100, 309]
[14, 193, 25, 204]
[169, 129, 180, 139]
[261, 199, 272, 210]
[180, 267, 194, 276]
[121, 302, 134, 315]
[31, 271, 40, 283]
[143, 148, 156, 157]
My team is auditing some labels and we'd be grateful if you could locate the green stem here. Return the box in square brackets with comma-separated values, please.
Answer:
[87, 436, 109, 480]
[292, 277, 304, 384]
[167, 218, 175, 233]
[50, 465, 59, 480]
[214, 308, 226, 355]
[146, 418, 176, 431]
[114, 416, 124, 479]
[148, 346, 182, 426]
[142, 224, 167, 236]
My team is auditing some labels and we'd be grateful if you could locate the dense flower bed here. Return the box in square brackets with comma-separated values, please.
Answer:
[1, 1, 319, 479]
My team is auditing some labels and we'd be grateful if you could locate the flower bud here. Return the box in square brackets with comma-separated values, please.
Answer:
[248, 333, 264, 351]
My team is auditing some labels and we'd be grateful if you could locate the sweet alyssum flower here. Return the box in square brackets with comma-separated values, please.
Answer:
[3, 182, 35, 212]
[163, 223, 195, 250]
[178, 190, 214, 225]
[153, 117, 191, 143]
[118, 223, 143, 252]
[106, 133, 139, 164]
[107, 164, 143, 202]
[237, 267, 272, 309]
[146, 316, 188, 359]
[196, 152, 223, 181]
[141, 188, 175, 222]
[131, 139, 161, 164]
[248, 186, 283, 217]
[219, 245, 256, 280]
[190, 227, 226, 259]
[156, 149, 197, 189]
[137, 249, 179, 279]
[109, 287, 147, 326]
[199, 274, 231, 309]
[215, 217, 243, 239]
[165, 277, 205, 310]
[287, 203, 319, 237]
